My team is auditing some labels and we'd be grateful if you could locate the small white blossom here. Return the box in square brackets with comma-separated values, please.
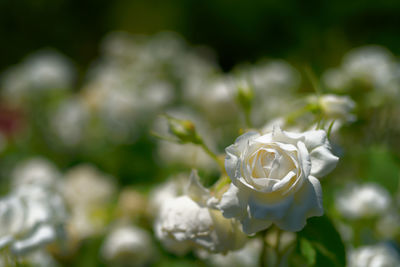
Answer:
[317, 94, 356, 122]
[1, 50, 75, 104]
[348, 244, 400, 267]
[200, 238, 262, 267]
[11, 157, 61, 189]
[51, 98, 89, 147]
[63, 165, 115, 240]
[335, 183, 391, 220]
[101, 224, 155, 266]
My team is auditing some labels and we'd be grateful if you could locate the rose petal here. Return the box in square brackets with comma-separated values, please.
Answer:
[225, 132, 259, 182]
[241, 216, 272, 235]
[185, 169, 210, 204]
[11, 224, 57, 255]
[300, 130, 328, 151]
[297, 141, 311, 178]
[219, 184, 247, 219]
[310, 145, 339, 178]
[275, 176, 323, 231]
[248, 192, 294, 221]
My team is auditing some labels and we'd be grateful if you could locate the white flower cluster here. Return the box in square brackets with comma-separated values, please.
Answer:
[322, 45, 400, 99]
[1, 49, 75, 105]
[81, 31, 217, 144]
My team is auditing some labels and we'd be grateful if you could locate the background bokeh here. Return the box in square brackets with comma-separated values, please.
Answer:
[1, 1, 400, 266]
[2, 0, 400, 73]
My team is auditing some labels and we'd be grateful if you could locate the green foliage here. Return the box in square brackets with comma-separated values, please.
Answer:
[300, 238, 316, 266]
[297, 216, 346, 267]
[361, 145, 400, 194]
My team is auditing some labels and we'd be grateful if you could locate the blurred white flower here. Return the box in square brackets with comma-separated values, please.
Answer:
[238, 60, 301, 126]
[376, 210, 400, 239]
[335, 183, 391, 220]
[1, 49, 75, 104]
[247, 60, 300, 91]
[101, 224, 155, 266]
[51, 98, 89, 147]
[0, 184, 67, 255]
[322, 69, 351, 91]
[348, 244, 400, 267]
[219, 127, 338, 234]
[322, 45, 400, 98]
[0, 250, 59, 267]
[11, 157, 61, 189]
[158, 142, 217, 170]
[183, 76, 238, 123]
[155, 171, 246, 255]
[63, 164, 116, 240]
[199, 238, 262, 267]
[343, 46, 396, 89]
[82, 40, 175, 143]
[316, 94, 356, 122]
[116, 188, 148, 219]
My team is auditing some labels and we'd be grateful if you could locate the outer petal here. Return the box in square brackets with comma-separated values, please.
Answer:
[185, 170, 210, 205]
[300, 130, 328, 151]
[297, 141, 311, 179]
[219, 184, 247, 219]
[275, 176, 323, 231]
[241, 216, 272, 235]
[278, 129, 328, 152]
[225, 132, 259, 182]
[310, 145, 339, 178]
[11, 224, 57, 255]
[248, 193, 294, 221]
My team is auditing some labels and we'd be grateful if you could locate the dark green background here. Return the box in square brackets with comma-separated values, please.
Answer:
[1, 0, 400, 75]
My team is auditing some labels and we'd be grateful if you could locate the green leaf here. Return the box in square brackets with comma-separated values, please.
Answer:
[298, 215, 346, 267]
[300, 238, 316, 266]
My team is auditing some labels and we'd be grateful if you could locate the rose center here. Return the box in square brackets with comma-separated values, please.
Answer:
[248, 146, 295, 180]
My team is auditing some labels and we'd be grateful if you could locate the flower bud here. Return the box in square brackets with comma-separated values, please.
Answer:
[165, 115, 202, 144]
[236, 81, 254, 114]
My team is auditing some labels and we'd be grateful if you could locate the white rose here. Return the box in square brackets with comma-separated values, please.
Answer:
[348, 244, 400, 267]
[155, 171, 246, 255]
[101, 224, 155, 266]
[0, 185, 67, 255]
[219, 127, 338, 234]
[335, 183, 391, 220]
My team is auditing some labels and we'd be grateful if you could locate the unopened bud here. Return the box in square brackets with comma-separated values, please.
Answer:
[165, 115, 202, 144]
[236, 81, 254, 113]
